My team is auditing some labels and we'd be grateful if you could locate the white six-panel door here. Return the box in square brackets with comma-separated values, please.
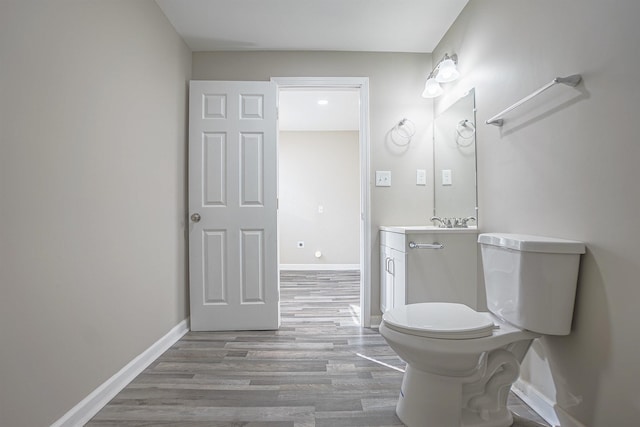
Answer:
[188, 81, 279, 331]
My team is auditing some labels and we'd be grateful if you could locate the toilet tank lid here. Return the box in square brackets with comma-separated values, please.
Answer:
[478, 233, 585, 254]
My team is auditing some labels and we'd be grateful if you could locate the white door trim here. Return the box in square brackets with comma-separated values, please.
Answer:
[271, 76, 372, 328]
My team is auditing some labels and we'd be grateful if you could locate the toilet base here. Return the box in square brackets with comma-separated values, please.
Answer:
[397, 365, 463, 427]
[396, 363, 516, 427]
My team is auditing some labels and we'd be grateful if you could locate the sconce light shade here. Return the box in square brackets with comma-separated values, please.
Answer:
[435, 58, 460, 83]
[422, 77, 443, 98]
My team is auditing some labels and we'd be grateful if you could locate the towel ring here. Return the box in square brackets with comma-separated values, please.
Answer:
[455, 119, 475, 147]
[456, 119, 475, 138]
[391, 118, 416, 146]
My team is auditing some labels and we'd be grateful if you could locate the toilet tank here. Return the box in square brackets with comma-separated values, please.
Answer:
[478, 233, 585, 335]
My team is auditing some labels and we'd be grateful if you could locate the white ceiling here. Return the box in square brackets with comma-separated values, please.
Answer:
[155, 0, 468, 53]
[279, 90, 360, 131]
[156, 1, 468, 130]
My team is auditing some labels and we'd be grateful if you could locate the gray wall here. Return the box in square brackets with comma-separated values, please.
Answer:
[0, 1, 191, 426]
[279, 131, 360, 266]
[193, 51, 434, 314]
[434, 0, 640, 424]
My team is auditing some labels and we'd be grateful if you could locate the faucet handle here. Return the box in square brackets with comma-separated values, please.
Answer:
[431, 216, 455, 228]
[430, 216, 446, 227]
[456, 216, 477, 228]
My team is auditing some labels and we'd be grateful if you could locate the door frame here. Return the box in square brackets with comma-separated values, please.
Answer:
[271, 76, 371, 327]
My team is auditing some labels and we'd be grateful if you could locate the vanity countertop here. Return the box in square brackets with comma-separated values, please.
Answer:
[380, 225, 479, 234]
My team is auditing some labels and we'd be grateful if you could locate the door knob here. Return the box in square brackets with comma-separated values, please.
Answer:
[190, 213, 201, 223]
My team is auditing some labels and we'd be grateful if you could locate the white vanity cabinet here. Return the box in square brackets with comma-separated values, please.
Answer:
[379, 226, 480, 313]
[380, 232, 406, 313]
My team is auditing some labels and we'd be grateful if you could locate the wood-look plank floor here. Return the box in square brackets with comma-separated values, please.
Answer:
[88, 270, 549, 426]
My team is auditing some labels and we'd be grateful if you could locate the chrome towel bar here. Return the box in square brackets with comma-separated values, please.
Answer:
[486, 74, 582, 127]
[409, 242, 444, 250]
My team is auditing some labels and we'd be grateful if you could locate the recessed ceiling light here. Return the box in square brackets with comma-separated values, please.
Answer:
[317, 100, 329, 105]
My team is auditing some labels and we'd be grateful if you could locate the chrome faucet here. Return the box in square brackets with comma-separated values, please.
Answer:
[431, 216, 453, 228]
[454, 216, 477, 228]
[431, 216, 476, 228]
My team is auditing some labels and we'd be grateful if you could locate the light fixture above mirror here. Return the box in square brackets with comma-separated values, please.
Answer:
[422, 53, 459, 98]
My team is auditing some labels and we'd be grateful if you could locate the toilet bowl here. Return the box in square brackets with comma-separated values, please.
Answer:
[380, 303, 539, 427]
[379, 233, 585, 427]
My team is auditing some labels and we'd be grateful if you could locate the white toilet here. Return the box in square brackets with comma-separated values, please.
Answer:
[379, 233, 585, 427]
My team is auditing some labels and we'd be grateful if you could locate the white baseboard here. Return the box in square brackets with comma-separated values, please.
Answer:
[512, 379, 586, 427]
[512, 379, 560, 426]
[280, 264, 360, 271]
[51, 318, 190, 427]
[370, 314, 382, 328]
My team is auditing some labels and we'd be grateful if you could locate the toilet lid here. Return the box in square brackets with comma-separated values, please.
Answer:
[382, 303, 496, 339]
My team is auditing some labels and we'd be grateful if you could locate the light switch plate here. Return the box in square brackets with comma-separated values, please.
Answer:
[375, 171, 391, 187]
[442, 169, 452, 186]
[416, 169, 426, 185]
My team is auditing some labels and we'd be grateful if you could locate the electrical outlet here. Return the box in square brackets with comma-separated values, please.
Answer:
[375, 171, 391, 187]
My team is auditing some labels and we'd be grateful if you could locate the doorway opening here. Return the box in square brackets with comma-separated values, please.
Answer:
[272, 77, 371, 327]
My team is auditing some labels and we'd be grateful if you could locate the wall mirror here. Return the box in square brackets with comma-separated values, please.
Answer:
[433, 89, 478, 221]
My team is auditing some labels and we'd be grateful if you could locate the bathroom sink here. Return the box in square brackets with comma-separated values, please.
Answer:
[380, 225, 478, 234]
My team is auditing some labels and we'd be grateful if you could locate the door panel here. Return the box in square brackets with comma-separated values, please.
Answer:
[189, 80, 279, 331]
[203, 230, 226, 304]
[240, 133, 264, 205]
[203, 133, 226, 205]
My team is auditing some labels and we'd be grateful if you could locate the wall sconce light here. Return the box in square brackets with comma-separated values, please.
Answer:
[422, 53, 459, 98]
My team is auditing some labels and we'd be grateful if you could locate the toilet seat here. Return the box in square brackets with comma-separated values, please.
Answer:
[382, 302, 496, 339]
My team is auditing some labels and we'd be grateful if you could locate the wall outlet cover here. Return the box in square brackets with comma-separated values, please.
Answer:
[375, 170, 391, 187]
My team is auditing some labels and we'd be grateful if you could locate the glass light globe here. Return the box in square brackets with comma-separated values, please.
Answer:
[422, 78, 443, 98]
[435, 58, 460, 83]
